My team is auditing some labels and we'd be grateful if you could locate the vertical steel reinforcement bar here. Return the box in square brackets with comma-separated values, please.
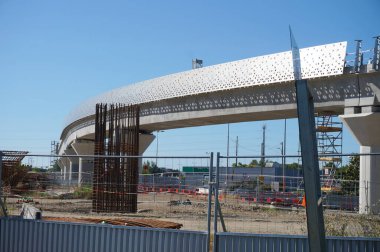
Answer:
[92, 103, 140, 213]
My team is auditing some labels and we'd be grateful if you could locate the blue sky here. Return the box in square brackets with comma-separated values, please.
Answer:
[0, 0, 379, 167]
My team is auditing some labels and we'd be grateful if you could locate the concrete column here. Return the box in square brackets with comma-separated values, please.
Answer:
[64, 148, 77, 186]
[58, 158, 69, 182]
[57, 159, 64, 177]
[139, 133, 155, 154]
[78, 157, 83, 186]
[64, 165, 67, 180]
[69, 160, 73, 185]
[64, 133, 155, 186]
[359, 146, 380, 214]
[71, 140, 94, 187]
[138, 133, 155, 172]
[340, 111, 380, 214]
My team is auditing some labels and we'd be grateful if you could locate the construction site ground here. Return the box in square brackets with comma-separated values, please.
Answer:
[4, 192, 380, 237]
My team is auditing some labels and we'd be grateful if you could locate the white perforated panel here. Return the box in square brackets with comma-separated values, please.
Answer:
[65, 42, 347, 127]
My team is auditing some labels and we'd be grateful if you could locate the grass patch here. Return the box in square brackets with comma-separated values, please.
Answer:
[73, 186, 92, 199]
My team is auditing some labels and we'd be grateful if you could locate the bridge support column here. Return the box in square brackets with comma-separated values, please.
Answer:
[57, 159, 64, 177]
[71, 140, 94, 187]
[57, 157, 69, 182]
[340, 111, 380, 214]
[67, 134, 154, 186]
[64, 148, 78, 186]
[138, 133, 155, 172]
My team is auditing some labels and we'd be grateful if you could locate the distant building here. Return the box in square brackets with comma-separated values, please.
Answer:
[182, 162, 303, 190]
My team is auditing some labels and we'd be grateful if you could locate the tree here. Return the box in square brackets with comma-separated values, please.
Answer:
[238, 162, 248, 168]
[336, 155, 359, 195]
[259, 160, 266, 167]
[248, 159, 259, 167]
[142, 161, 165, 174]
[232, 159, 259, 168]
[286, 162, 300, 169]
[2, 164, 29, 187]
[343, 156, 359, 180]
[47, 161, 61, 172]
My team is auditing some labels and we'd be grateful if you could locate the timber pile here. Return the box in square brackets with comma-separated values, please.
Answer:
[43, 216, 183, 229]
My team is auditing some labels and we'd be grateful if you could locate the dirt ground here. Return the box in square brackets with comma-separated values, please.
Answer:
[5, 192, 380, 237]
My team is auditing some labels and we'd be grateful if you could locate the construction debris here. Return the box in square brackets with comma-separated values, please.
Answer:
[43, 216, 183, 229]
[168, 199, 192, 206]
[20, 203, 42, 220]
[17, 197, 34, 204]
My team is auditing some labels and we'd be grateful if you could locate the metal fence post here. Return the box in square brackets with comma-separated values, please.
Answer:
[213, 152, 220, 252]
[296, 79, 326, 252]
[256, 176, 259, 201]
[207, 152, 214, 252]
[153, 174, 155, 193]
[78, 157, 82, 187]
[0, 151, 2, 194]
[0, 151, 2, 193]
[0, 151, 7, 217]
[290, 27, 326, 252]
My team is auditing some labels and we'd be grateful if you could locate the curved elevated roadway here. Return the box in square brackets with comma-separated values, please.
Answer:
[58, 41, 380, 214]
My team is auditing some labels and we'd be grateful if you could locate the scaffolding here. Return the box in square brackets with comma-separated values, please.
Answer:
[50, 141, 59, 167]
[316, 114, 343, 192]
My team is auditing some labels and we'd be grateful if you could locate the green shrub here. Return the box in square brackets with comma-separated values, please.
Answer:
[73, 186, 92, 199]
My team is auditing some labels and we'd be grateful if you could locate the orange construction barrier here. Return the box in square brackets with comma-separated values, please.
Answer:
[301, 196, 306, 207]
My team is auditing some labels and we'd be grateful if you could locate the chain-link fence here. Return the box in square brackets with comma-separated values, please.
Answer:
[0, 154, 212, 231]
[1, 152, 380, 238]
[214, 153, 380, 237]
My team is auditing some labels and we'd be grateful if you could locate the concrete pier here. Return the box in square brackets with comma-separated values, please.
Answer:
[341, 111, 380, 214]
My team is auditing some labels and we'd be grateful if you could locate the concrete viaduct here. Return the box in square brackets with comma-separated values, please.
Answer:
[58, 40, 380, 214]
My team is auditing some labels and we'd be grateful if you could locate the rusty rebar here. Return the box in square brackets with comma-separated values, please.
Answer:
[92, 103, 140, 213]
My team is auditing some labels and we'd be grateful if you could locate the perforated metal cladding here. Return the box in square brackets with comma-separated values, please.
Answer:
[65, 42, 347, 127]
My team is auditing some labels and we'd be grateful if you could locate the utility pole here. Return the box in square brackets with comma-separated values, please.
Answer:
[260, 124, 266, 175]
[281, 142, 285, 192]
[233, 136, 238, 181]
[235, 136, 238, 166]
[155, 130, 164, 167]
